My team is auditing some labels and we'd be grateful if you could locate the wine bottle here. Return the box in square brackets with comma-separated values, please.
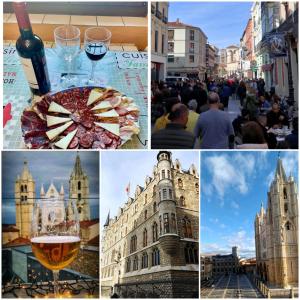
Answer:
[13, 2, 51, 96]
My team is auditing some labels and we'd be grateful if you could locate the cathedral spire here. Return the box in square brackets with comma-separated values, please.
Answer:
[104, 211, 110, 227]
[21, 159, 33, 180]
[71, 153, 85, 178]
[40, 184, 45, 197]
[260, 201, 264, 216]
[275, 156, 286, 181]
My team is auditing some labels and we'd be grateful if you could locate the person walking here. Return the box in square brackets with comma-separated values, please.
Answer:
[151, 103, 195, 149]
[194, 92, 234, 149]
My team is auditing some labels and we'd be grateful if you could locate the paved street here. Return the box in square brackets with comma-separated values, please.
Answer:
[201, 274, 264, 298]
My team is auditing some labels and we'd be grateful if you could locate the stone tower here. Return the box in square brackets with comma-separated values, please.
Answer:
[15, 160, 36, 239]
[156, 151, 180, 265]
[255, 157, 298, 288]
[69, 154, 90, 221]
[267, 157, 298, 287]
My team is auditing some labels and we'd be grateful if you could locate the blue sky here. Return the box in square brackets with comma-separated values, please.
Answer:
[2, 151, 99, 224]
[169, 1, 253, 48]
[201, 151, 298, 258]
[101, 151, 199, 227]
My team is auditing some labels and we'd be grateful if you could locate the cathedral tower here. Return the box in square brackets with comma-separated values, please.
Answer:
[69, 154, 90, 221]
[15, 160, 36, 239]
[156, 151, 180, 263]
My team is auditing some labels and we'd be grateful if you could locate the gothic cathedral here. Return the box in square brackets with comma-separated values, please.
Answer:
[255, 157, 298, 288]
[15, 154, 90, 239]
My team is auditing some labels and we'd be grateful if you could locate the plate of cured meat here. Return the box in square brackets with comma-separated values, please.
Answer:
[21, 86, 140, 149]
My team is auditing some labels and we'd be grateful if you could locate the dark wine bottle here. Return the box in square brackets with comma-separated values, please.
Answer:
[13, 2, 51, 96]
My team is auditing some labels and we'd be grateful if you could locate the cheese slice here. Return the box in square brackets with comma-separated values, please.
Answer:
[55, 128, 78, 149]
[46, 115, 71, 127]
[95, 109, 119, 118]
[87, 89, 103, 106]
[94, 122, 120, 136]
[91, 101, 112, 111]
[46, 121, 73, 140]
[48, 102, 71, 114]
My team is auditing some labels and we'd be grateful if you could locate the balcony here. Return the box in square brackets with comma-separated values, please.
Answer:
[162, 16, 168, 24]
[156, 10, 162, 20]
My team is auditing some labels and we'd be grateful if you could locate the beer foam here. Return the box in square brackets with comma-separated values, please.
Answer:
[31, 236, 80, 243]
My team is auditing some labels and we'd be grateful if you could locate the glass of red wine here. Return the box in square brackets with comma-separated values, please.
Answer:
[84, 27, 111, 85]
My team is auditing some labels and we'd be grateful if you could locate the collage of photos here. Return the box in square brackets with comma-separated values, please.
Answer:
[1, 0, 299, 299]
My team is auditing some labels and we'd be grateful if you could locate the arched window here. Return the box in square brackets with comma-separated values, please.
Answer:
[78, 181, 81, 190]
[169, 189, 173, 199]
[284, 203, 288, 213]
[285, 221, 291, 231]
[178, 178, 183, 188]
[24, 196, 27, 202]
[152, 248, 160, 266]
[153, 202, 157, 213]
[283, 187, 287, 199]
[167, 170, 170, 179]
[180, 196, 186, 207]
[21, 185, 24, 192]
[152, 222, 158, 242]
[183, 217, 193, 238]
[163, 213, 170, 233]
[133, 220, 137, 228]
[123, 242, 126, 257]
[145, 194, 147, 204]
[195, 183, 199, 193]
[78, 193, 81, 201]
[141, 252, 148, 269]
[130, 235, 137, 253]
[162, 170, 165, 179]
[159, 216, 162, 234]
[133, 255, 138, 271]
[143, 228, 148, 247]
[171, 213, 176, 232]
[126, 258, 131, 272]
[153, 185, 156, 196]
[78, 207, 82, 214]
[24, 185, 27, 192]
[144, 210, 148, 220]
[185, 243, 198, 264]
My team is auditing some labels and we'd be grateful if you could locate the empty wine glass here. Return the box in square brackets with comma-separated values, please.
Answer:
[31, 198, 80, 297]
[54, 25, 81, 88]
[84, 27, 111, 85]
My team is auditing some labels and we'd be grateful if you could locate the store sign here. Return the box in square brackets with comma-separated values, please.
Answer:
[116, 52, 147, 69]
[269, 33, 287, 57]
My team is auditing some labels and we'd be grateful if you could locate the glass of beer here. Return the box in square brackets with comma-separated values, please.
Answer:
[31, 198, 80, 297]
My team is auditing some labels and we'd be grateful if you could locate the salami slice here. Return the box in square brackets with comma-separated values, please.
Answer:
[79, 132, 93, 148]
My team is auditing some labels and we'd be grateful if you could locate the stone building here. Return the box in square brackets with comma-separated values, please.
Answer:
[167, 19, 207, 79]
[101, 151, 199, 298]
[151, 2, 169, 81]
[212, 246, 240, 275]
[201, 255, 213, 281]
[225, 45, 240, 77]
[5, 154, 93, 242]
[254, 157, 298, 288]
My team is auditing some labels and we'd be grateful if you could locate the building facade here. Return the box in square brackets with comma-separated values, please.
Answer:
[101, 151, 199, 298]
[205, 43, 216, 78]
[201, 255, 213, 281]
[151, 2, 169, 81]
[255, 157, 298, 288]
[167, 19, 207, 79]
[240, 18, 254, 79]
[13, 154, 91, 240]
[212, 247, 240, 276]
[225, 45, 240, 77]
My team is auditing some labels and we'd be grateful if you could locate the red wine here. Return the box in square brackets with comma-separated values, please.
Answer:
[13, 2, 51, 96]
[85, 43, 108, 61]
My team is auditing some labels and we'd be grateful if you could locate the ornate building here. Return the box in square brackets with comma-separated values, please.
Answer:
[101, 151, 199, 298]
[255, 157, 298, 288]
[13, 154, 91, 240]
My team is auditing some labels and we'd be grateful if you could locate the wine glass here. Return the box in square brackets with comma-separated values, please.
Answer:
[31, 198, 80, 297]
[84, 27, 111, 85]
[54, 25, 81, 88]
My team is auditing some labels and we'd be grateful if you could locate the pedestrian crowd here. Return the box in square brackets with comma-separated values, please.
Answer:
[151, 77, 298, 149]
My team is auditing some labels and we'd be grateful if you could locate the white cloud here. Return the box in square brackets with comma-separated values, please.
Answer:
[231, 200, 239, 210]
[220, 223, 226, 229]
[282, 151, 298, 177]
[205, 154, 252, 201]
[209, 218, 219, 223]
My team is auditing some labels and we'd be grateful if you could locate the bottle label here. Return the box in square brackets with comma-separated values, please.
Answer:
[19, 57, 39, 89]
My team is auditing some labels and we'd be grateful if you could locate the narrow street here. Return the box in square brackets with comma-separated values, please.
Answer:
[201, 274, 264, 298]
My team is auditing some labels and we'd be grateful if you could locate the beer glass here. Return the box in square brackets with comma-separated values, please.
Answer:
[31, 198, 80, 297]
